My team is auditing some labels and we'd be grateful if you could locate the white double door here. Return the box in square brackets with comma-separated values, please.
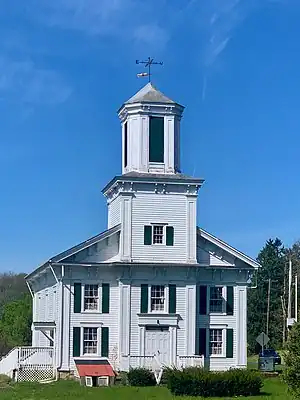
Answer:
[145, 326, 170, 365]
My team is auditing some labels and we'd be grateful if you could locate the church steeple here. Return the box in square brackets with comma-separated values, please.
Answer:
[118, 83, 184, 175]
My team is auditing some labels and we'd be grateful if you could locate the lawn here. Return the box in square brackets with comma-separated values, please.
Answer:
[0, 378, 291, 400]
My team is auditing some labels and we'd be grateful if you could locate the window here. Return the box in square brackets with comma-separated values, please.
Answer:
[149, 116, 164, 163]
[153, 225, 164, 244]
[83, 327, 98, 354]
[209, 287, 224, 313]
[84, 285, 99, 311]
[151, 285, 165, 312]
[209, 329, 223, 355]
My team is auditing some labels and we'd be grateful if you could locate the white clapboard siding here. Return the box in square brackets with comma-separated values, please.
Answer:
[131, 193, 188, 262]
[68, 280, 120, 372]
[74, 232, 120, 263]
[108, 196, 121, 229]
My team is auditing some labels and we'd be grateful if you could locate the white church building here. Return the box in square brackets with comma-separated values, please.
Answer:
[0, 82, 260, 381]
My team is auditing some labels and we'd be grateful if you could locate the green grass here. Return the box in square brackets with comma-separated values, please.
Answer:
[0, 378, 291, 399]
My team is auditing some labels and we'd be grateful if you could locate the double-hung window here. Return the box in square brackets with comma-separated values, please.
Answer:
[84, 284, 99, 311]
[83, 327, 98, 355]
[153, 225, 164, 244]
[209, 329, 223, 355]
[151, 285, 165, 312]
[209, 287, 224, 313]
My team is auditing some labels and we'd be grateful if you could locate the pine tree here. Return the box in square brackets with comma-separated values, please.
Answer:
[248, 238, 285, 353]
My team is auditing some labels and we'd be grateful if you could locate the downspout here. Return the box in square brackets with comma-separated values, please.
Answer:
[247, 270, 258, 289]
[56, 264, 65, 379]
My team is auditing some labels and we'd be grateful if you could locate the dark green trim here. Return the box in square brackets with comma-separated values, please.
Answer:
[149, 116, 164, 163]
[74, 283, 82, 313]
[73, 327, 80, 357]
[226, 286, 234, 315]
[199, 286, 207, 315]
[101, 327, 109, 357]
[166, 226, 174, 246]
[140, 284, 148, 313]
[102, 283, 110, 314]
[168, 284, 176, 313]
[199, 328, 207, 357]
[226, 329, 234, 358]
[144, 226, 152, 245]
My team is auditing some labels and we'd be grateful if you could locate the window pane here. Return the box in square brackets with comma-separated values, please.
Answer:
[83, 327, 98, 354]
[153, 225, 164, 244]
[209, 329, 223, 355]
[209, 287, 223, 313]
[84, 284, 99, 311]
[151, 285, 165, 311]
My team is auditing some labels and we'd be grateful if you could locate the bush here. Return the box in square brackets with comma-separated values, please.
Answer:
[166, 367, 263, 397]
[283, 321, 300, 397]
[127, 368, 156, 387]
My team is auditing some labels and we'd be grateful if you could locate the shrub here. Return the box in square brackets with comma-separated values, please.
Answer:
[0, 374, 12, 387]
[283, 321, 300, 397]
[166, 367, 263, 397]
[127, 367, 156, 387]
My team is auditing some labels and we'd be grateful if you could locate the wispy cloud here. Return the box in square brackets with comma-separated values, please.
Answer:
[0, 57, 72, 106]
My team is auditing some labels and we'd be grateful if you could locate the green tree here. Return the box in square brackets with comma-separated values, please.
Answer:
[248, 238, 285, 353]
[0, 294, 32, 351]
[283, 321, 300, 397]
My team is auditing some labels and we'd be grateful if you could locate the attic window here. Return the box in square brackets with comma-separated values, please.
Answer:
[149, 117, 164, 163]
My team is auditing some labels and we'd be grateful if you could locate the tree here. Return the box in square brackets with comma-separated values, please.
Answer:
[0, 294, 32, 351]
[283, 321, 300, 397]
[248, 238, 285, 353]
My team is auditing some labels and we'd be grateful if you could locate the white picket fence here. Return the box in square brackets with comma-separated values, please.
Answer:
[0, 347, 56, 382]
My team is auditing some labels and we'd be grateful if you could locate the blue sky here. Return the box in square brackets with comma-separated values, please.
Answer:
[0, 0, 299, 273]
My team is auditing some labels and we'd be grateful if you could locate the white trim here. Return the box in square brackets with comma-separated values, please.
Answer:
[207, 286, 227, 315]
[148, 284, 168, 313]
[198, 228, 261, 269]
[80, 326, 101, 357]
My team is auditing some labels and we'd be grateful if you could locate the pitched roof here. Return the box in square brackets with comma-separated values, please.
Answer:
[125, 82, 177, 105]
[197, 227, 261, 269]
[25, 224, 121, 280]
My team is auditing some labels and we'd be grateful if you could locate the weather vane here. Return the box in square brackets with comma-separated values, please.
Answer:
[136, 57, 163, 82]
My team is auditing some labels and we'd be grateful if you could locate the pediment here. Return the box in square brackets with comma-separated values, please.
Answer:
[197, 227, 260, 269]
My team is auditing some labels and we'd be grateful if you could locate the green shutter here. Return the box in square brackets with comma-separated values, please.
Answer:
[144, 226, 152, 245]
[149, 117, 164, 163]
[73, 327, 80, 357]
[199, 286, 207, 315]
[169, 284, 176, 313]
[199, 328, 207, 357]
[140, 284, 148, 313]
[226, 329, 234, 358]
[226, 286, 234, 315]
[74, 283, 82, 313]
[166, 226, 174, 246]
[101, 327, 109, 357]
[102, 283, 110, 313]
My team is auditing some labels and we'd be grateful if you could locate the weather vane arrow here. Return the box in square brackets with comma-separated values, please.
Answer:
[136, 57, 163, 82]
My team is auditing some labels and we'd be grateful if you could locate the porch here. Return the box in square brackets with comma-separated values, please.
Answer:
[0, 347, 56, 382]
[120, 355, 204, 371]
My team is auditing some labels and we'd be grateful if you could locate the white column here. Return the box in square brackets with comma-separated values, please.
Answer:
[237, 287, 247, 367]
[186, 195, 197, 263]
[170, 326, 177, 365]
[174, 117, 181, 172]
[60, 281, 71, 370]
[141, 115, 149, 172]
[120, 195, 132, 261]
[119, 282, 131, 369]
[165, 116, 175, 173]
[185, 285, 196, 355]
[139, 326, 146, 367]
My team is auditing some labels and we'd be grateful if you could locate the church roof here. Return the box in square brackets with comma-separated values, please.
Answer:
[125, 82, 177, 105]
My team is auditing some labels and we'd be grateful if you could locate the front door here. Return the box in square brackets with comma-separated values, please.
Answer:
[145, 326, 170, 365]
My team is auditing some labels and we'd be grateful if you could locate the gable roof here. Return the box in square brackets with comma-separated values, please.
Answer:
[25, 224, 121, 280]
[125, 82, 178, 105]
[197, 227, 261, 269]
